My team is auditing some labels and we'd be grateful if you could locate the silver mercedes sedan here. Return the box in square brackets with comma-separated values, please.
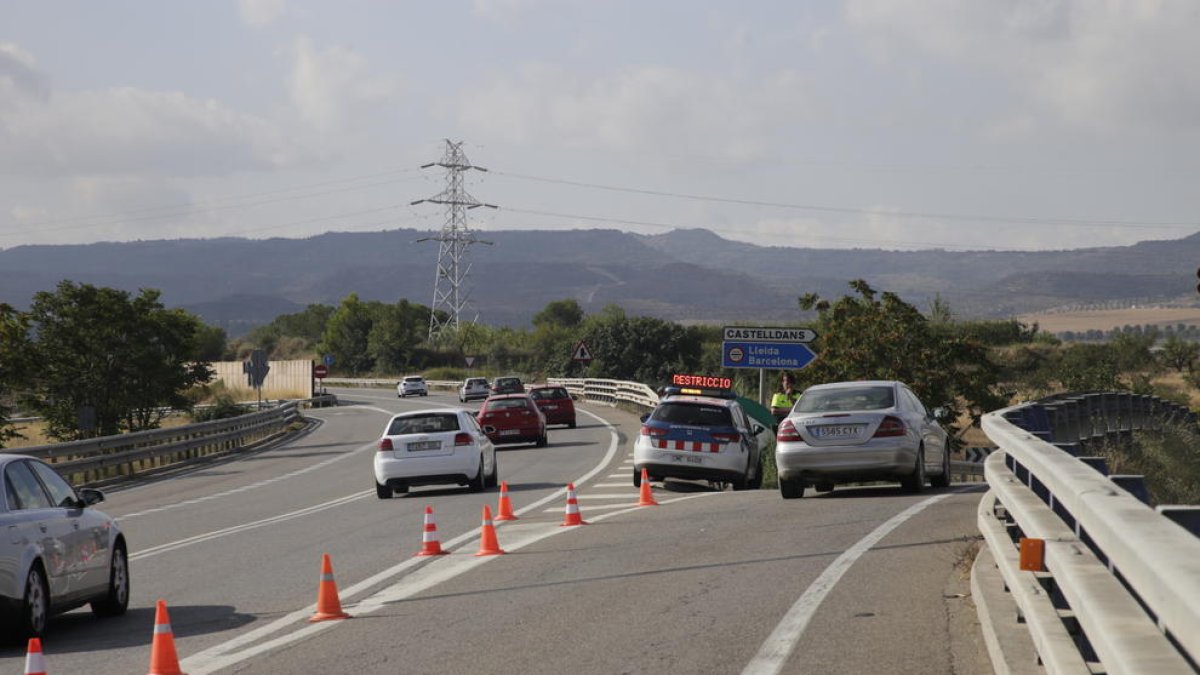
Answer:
[0, 454, 129, 641]
[774, 380, 951, 499]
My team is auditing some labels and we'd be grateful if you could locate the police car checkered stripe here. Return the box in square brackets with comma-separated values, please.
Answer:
[655, 439, 719, 452]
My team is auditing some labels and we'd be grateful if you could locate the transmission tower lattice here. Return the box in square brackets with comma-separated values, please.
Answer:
[412, 140, 496, 340]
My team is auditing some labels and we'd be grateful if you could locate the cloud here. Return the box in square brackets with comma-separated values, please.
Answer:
[845, 0, 1200, 136]
[0, 43, 49, 103]
[459, 65, 811, 162]
[0, 83, 302, 177]
[284, 36, 397, 131]
[238, 0, 286, 27]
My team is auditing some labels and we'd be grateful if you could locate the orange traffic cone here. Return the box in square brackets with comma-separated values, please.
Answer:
[560, 482, 589, 526]
[637, 468, 659, 506]
[495, 481, 519, 521]
[475, 505, 506, 556]
[23, 637, 46, 675]
[415, 506, 450, 556]
[308, 553, 351, 622]
[146, 599, 187, 675]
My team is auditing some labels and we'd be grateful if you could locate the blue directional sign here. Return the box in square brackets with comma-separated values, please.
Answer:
[323, 354, 335, 367]
[722, 341, 817, 370]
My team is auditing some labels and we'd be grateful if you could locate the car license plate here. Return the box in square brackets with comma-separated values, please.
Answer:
[499, 429, 520, 436]
[811, 424, 865, 439]
[407, 440, 441, 451]
[543, 404, 557, 410]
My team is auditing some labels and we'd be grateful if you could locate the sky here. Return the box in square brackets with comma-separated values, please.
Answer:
[2, 0, 1199, 252]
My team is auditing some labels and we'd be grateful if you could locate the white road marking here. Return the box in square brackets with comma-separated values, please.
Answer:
[181, 405, 627, 673]
[577, 493, 643, 500]
[740, 493, 952, 675]
[542, 502, 643, 514]
[119, 405, 395, 519]
[595, 482, 631, 488]
[187, 491, 717, 674]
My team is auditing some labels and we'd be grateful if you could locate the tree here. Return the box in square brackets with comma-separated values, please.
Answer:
[798, 280, 1004, 436]
[1160, 334, 1200, 373]
[24, 281, 214, 440]
[532, 299, 584, 329]
[0, 303, 32, 447]
[581, 313, 704, 385]
[367, 300, 430, 374]
[318, 294, 376, 376]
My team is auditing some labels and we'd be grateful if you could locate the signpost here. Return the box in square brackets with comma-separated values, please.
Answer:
[721, 326, 819, 406]
[244, 349, 270, 409]
[571, 341, 593, 364]
[313, 364, 328, 379]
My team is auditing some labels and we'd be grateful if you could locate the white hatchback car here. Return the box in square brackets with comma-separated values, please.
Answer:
[775, 380, 950, 499]
[373, 409, 497, 498]
[459, 377, 490, 402]
[397, 376, 428, 398]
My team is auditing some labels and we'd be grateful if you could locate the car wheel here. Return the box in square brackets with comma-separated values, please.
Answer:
[469, 458, 486, 492]
[632, 467, 642, 488]
[930, 446, 951, 488]
[780, 478, 804, 500]
[901, 448, 926, 493]
[486, 455, 499, 488]
[536, 432, 548, 448]
[375, 481, 393, 499]
[91, 542, 129, 617]
[568, 420, 576, 429]
[18, 565, 49, 640]
[747, 457, 764, 490]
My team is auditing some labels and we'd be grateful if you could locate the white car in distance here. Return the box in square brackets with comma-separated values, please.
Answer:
[397, 376, 428, 398]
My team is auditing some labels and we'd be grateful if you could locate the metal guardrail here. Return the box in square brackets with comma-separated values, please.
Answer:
[11, 402, 302, 486]
[978, 394, 1200, 674]
[547, 377, 660, 410]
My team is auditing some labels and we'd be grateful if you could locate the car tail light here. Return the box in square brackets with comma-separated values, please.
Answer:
[641, 425, 668, 437]
[873, 416, 906, 438]
[378, 438, 394, 452]
[455, 432, 472, 446]
[777, 420, 802, 443]
[712, 432, 740, 443]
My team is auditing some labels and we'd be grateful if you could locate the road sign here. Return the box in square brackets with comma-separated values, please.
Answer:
[313, 364, 328, 379]
[571, 341, 593, 363]
[244, 349, 270, 388]
[722, 341, 817, 370]
[722, 326, 817, 343]
[323, 354, 335, 367]
[465, 356, 476, 368]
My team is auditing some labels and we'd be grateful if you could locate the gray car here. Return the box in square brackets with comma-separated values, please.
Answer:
[774, 380, 951, 499]
[0, 454, 129, 640]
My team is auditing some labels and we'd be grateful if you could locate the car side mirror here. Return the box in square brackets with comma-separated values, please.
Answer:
[752, 424, 766, 436]
[483, 425, 496, 434]
[79, 488, 105, 507]
[639, 413, 649, 423]
[932, 407, 950, 422]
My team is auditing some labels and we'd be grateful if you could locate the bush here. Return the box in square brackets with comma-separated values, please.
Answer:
[191, 394, 247, 422]
[1094, 424, 1200, 505]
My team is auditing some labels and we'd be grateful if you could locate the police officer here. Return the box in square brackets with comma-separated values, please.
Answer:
[770, 373, 799, 421]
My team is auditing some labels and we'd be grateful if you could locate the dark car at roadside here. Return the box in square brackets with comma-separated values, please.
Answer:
[527, 385, 577, 428]
[491, 376, 524, 395]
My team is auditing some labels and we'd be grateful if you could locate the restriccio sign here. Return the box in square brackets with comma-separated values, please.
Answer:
[671, 374, 733, 390]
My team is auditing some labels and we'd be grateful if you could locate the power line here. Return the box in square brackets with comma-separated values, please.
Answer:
[491, 171, 1199, 230]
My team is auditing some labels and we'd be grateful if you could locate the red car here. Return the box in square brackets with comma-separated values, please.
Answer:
[528, 385, 577, 428]
[477, 394, 547, 447]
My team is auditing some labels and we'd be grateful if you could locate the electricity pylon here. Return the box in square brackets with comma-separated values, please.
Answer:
[412, 140, 496, 340]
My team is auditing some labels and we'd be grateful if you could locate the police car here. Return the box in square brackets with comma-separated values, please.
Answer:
[633, 379, 768, 490]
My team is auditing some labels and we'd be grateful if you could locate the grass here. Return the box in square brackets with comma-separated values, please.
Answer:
[4, 414, 196, 449]
[1094, 424, 1200, 505]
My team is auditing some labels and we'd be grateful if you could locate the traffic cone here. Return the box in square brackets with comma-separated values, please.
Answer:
[560, 482, 588, 526]
[414, 506, 450, 556]
[637, 468, 659, 506]
[495, 481, 519, 521]
[308, 553, 351, 622]
[146, 599, 187, 675]
[475, 505, 506, 556]
[23, 637, 46, 675]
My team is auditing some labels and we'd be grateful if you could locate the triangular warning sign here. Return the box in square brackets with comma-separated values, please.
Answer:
[571, 341, 593, 362]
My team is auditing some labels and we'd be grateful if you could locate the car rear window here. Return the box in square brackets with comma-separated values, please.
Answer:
[387, 413, 460, 435]
[486, 398, 530, 410]
[650, 402, 733, 427]
[530, 388, 568, 400]
[795, 386, 895, 412]
[496, 378, 520, 386]
[404, 377, 424, 383]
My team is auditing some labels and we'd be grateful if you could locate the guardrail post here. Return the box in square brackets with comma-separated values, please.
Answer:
[1156, 506, 1200, 536]
[1109, 475, 1151, 505]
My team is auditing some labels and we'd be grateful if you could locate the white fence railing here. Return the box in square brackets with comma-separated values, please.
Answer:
[978, 402, 1200, 673]
[547, 377, 659, 410]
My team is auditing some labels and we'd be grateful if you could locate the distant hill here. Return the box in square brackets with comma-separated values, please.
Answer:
[2, 227, 1198, 334]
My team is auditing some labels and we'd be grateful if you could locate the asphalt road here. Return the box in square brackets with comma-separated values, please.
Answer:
[0, 387, 993, 674]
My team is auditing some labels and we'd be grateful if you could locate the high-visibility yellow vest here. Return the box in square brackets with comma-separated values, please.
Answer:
[770, 392, 796, 409]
